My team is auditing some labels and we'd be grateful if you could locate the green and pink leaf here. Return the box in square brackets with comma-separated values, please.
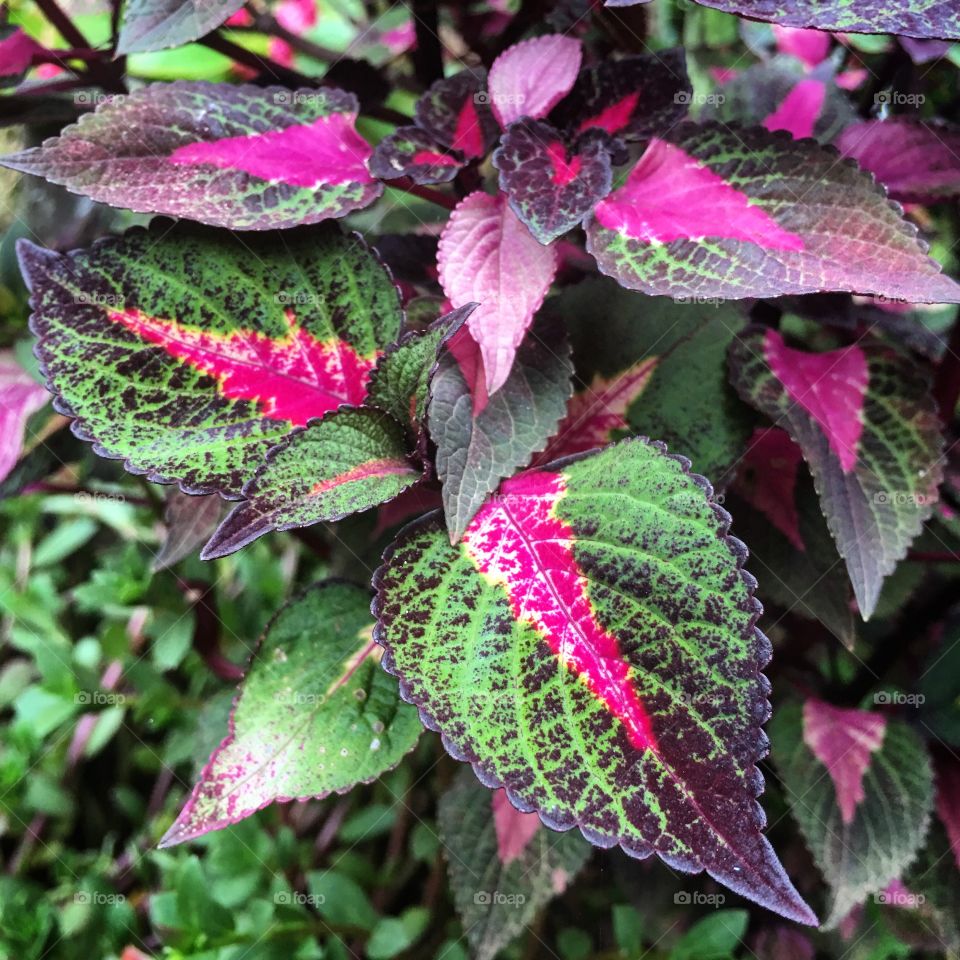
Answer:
[161, 581, 422, 847]
[375, 437, 817, 924]
[586, 122, 960, 302]
[730, 327, 943, 618]
[202, 408, 421, 559]
[18, 223, 402, 496]
[1, 82, 381, 230]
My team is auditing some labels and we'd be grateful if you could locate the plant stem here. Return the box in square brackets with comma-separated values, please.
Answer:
[390, 176, 458, 209]
[34, 0, 92, 51]
[248, 10, 339, 63]
[200, 33, 312, 86]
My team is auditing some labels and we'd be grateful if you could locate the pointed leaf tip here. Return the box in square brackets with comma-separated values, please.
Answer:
[375, 436, 816, 922]
[163, 582, 421, 845]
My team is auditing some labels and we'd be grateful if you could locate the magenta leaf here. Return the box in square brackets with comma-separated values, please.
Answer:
[202, 408, 421, 559]
[439, 769, 591, 960]
[1, 82, 382, 230]
[737, 428, 805, 551]
[730, 327, 944, 618]
[771, 701, 934, 926]
[0, 27, 44, 80]
[493, 121, 613, 245]
[17, 222, 402, 497]
[369, 125, 464, 184]
[116, 0, 245, 53]
[803, 699, 886, 825]
[414, 69, 499, 160]
[0, 351, 48, 485]
[487, 34, 583, 127]
[838, 118, 960, 204]
[438, 191, 558, 395]
[707, 59, 855, 143]
[681, 1, 960, 40]
[586, 122, 960, 302]
[160, 581, 422, 847]
[375, 438, 818, 925]
[772, 25, 832, 66]
[550, 48, 691, 142]
[428, 313, 573, 543]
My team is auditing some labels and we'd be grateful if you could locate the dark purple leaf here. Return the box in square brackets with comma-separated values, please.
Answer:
[549, 48, 691, 142]
[680, 1, 960, 40]
[494, 120, 613, 245]
[369, 125, 464, 184]
[729, 326, 944, 618]
[414, 69, 499, 160]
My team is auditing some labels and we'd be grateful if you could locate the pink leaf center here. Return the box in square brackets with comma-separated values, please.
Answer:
[802, 698, 886, 824]
[764, 329, 868, 473]
[462, 469, 659, 754]
[309, 458, 413, 497]
[578, 92, 641, 136]
[547, 142, 584, 187]
[109, 307, 376, 425]
[169, 113, 374, 188]
[593, 138, 805, 252]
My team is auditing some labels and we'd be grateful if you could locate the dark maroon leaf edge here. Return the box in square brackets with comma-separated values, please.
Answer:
[371, 437, 813, 924]
[17, 225, 403, 500]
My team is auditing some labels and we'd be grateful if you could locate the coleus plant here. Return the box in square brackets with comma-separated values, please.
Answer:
[5, 0, 960, 952]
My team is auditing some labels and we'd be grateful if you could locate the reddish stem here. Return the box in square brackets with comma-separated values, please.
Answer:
[389, 176, 458, 210]
[907, 550, 960, 563]
[200, 32, 311, 85]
